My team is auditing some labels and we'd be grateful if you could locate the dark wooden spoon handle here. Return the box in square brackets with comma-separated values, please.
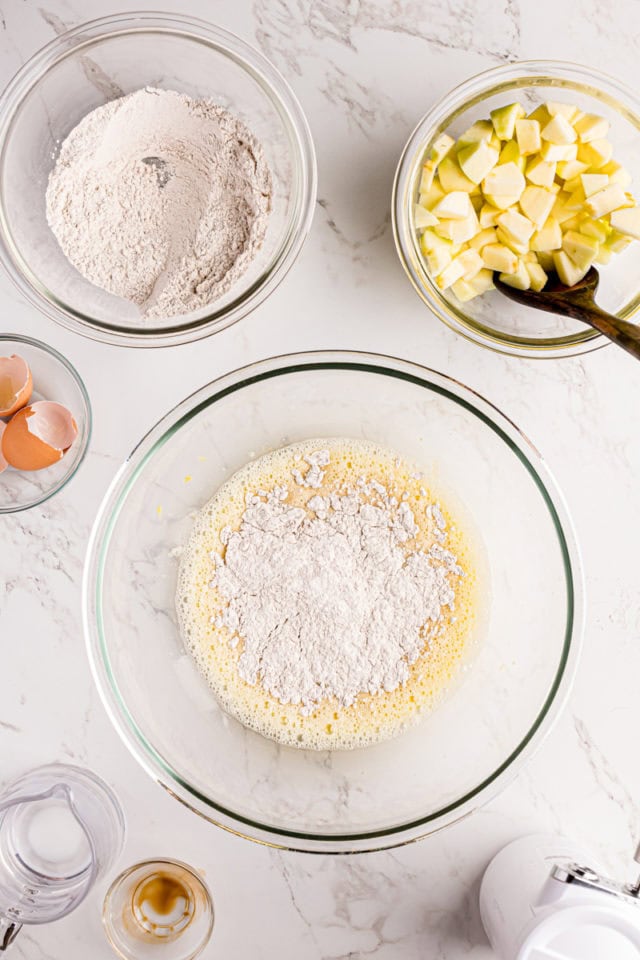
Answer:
[559, 300, 640, 361]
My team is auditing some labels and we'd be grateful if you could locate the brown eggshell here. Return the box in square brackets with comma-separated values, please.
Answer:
[2, 401, 77, 471]
[0, 354, 33, 418]
[0, 422, 7, 474]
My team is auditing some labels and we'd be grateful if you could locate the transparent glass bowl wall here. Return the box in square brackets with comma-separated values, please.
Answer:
[84, 353, 583, 852]
[0, 335, 90, 513]
[393, 61, 640, 358]
[0, 13, 316, 347]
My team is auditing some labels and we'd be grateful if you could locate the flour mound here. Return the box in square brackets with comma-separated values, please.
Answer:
[46, 87, 272, 320]
[210, 457, 462, 713]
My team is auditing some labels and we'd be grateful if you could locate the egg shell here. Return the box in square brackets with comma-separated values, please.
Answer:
[0, 354, 33, 418]
[0, 422, 7, 474]
[2, 401, 77, 471]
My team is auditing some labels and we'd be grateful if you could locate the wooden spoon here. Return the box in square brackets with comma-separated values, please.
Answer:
[494, 267, 640, 361]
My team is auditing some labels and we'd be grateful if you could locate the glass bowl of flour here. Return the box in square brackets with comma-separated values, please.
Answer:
[84, 351, 584, 853]
[0, 14, 316, 347]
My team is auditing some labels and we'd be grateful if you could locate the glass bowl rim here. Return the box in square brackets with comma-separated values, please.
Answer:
[83, 349, 584, 852]
[392, 59, 640, 359]
[0, 332, 91, 514]
[0, 11, 317, 348]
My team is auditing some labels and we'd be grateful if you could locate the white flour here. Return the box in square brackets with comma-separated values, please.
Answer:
[210, 450, 462, 713]
[46, 87, 272, 320]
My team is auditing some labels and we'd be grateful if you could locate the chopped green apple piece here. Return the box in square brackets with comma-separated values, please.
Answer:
[490, 102, 526, 141]
[458, 140, 500, 184]
[479, 203, 499, 227]
[579, 218, 611, 243]
[546, 101, 579, 122]
[526, 157, 556, 188]
[484, 193, 523, 210]
[573, 113, 610, 143]
[497, 208, 535, 245]
[515, 118, 541, 156]
[609, 206, 640, 239]
[431, 191, 473, 220]
[577, 139, 613, 169]
[499, 259, 531, 290]
[420, 229, 451, 258]
[469, 227, 498, 250]
[556, 159, 590, 181]
[527, 105, 552, 126]
[434, 209, 479, 243]
[606, 229, 633, 253]
[562, 230, 599, 270]
[414, 204, 438, 229]
[496, 227, 529, 256]
[457, 120, 494, 149]
[437, 155, 477, 193]
[430, 133, 455, 165]
[456, 247, 484, 279]
[600, 160, 631, 187]
[482, 243, 518, 274]
[540, 141, 578, 162]
[420, 161, 437, 193]
[497, 139, 526, 170]
[450, 278, 478, 301]
[482, 161, 526, 197]
[553, 249, 589, 286]
[541, 114, 577, 145]
[419, 181, 445, 210]
[469, 268, 495, 294]
[584, 182, 627, 217]
[531, 216, 562, 251]
[580, 173, 610, 197]
[525, 260, 548, 291]
[561, 213, 589, 232]
[436, 257, 467, 290]
[564, 186, 587, 211]
[536, 251, 555, 271]
[519, 185, 556, 229]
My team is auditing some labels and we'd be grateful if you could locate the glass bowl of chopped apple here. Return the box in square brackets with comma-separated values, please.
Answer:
[393, 61, 640, 358]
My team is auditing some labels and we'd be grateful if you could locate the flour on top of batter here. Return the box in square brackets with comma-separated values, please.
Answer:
[176, 439, 478, 750]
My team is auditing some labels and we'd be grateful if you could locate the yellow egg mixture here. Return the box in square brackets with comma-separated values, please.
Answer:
[176, 439, 479, 750]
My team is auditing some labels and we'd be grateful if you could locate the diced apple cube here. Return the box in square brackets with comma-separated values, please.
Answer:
[536, 251, 555, 272]
[526, 157, 556, 188]
[483, 161, 526, 198]
[553, 249, 589, 286]
[419, 180, 445, 210]
[556, 160, 590, 181]
[527, 105, 552, 125]
[541, 141, 578, 162]
[436, 257, 467, 290]
[562, 230, 599, 270]
[478, 204, 498, 227]
[470, 193, 484, 214]
[450, 278, 478, 302]
[546, 101, 579, 122]
[457, 119, 494, 149]
[434, 209, 479, 244]
[515, 118, 541, 155]
[600, 160, 631, 187]
[497, 139, 526, 171]
[531, 217, 562, 251]
[496, 227, 528, 255]
[580, 173, 610, 197]
[430, 133, 455, 165]
[541, 114, 577, 145]
[579, 218, 611, 243]
[437, 155, 477, 193]
[525, 260, 548, 291]
[577, 139, 613, 169]
[609, 206, 640, 240]
[499, 259, 531, 290]
[585, 183, 628, 217]
[482, 243, 518, 274]
[455, 247, 484, 279]
[469, 227, 498, 251]
[431, 191, 473, 220]
[420, 161, 437, 193]
[458, 140, 500, 184]
[594, 245, 613, 265]
[414, 204, 438, 229]
[562, 214, 589, 232]
[606, 229, 633, 253]
[551, 192, 575, 224]
[497, 208, 535, 245]
[573, 113, 610, 143]
[469, 268, 496, 294]
[490, 102, 526, 141]
[484, 193, 523, 210]
[564, 186, 586, 211]
[519, 186, 556, 229]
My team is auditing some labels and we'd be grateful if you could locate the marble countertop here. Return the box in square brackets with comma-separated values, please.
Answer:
[2, 1, 640, 957]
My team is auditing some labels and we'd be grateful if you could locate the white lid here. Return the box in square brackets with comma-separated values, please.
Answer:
[519, 904, 640, 960]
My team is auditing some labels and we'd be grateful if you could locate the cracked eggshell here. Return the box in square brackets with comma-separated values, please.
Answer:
[0, 354, 32, 418]
[2, 401, 77, 471]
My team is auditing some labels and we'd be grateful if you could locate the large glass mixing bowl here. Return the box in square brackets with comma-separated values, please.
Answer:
[0, 13, 316, 347]
[83, 353, 583, 852]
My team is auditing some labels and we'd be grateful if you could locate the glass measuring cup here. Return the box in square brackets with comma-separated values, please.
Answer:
[0, 763, 125, 949]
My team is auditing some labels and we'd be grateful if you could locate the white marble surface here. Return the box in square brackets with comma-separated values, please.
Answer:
[1, 1, 640, 957]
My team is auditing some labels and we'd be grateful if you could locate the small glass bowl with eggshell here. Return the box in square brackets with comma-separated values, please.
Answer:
[393, 61, 640, 358]
[0, 335, 90, 513]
